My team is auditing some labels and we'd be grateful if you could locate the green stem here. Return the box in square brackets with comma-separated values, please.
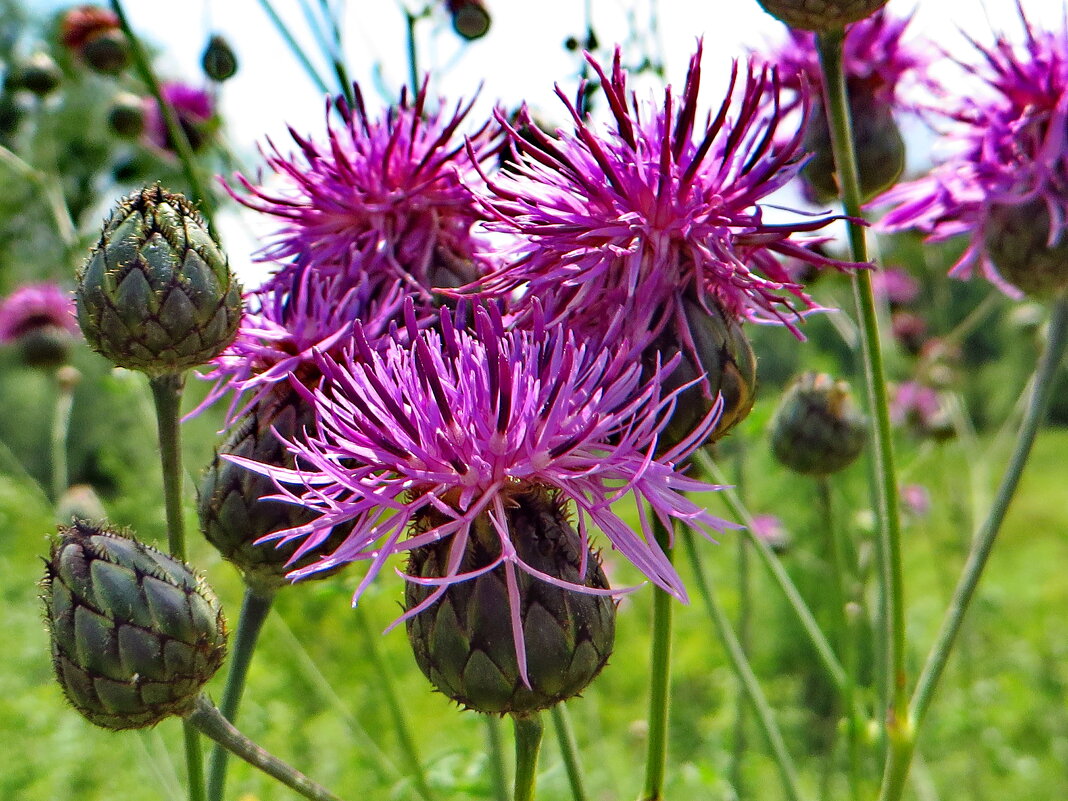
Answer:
[354, 607, 435, 801]
[550, 704, 588, 801]
[729, 529, 750, 798]
[50, 369, 76, 503]
[485, 715, 510, 801]
[256, 0, 333, 96]
[207, 587, 275, 801]
[405, 10, 421, 97]
[816, 27, 907, 734]
[109, 0, 214, 221]
[877, 295, 1068, 801]
[182, 726, 206, 801]
[640, 516, 674, 801]
[694, 450, 847, 692]
[682, 529, 804, 801]
[187, 694, 347, 801]
[511, 712, 544, 801]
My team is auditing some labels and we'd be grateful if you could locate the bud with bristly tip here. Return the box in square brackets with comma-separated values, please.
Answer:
[41, 521, 227, 730]
[76, 185, 242, 376]
[106, 91, 145, 139]
[201, 34, 238, 83]
[405, 488, 615, 715]
[13, 52, 62, 97]
[446, 0, 491, 40]
[756, 0, 888, 32]
[198, 386, 348, 593]
[770, 372, 867, 476]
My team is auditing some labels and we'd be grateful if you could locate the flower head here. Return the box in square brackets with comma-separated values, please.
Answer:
[230, 302, 733, 680]
[467, 45, 856, 359]
[875, 5, 1068, 296]
[0, 282, 78, 343]
[227, 84, 498, 303]
[145, 82, 216, 152]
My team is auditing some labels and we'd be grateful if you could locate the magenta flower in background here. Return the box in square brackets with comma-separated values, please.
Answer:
[875, 5, 1068, 296]
[889, 380, 940, 429]
[230, 302, 734, 679]
[872, 266, 920, 306]
[227, 84, 498, 303]
[0, 282, 78, 342]
[900, 483, 931, 518]
[145, 82, 215, 152]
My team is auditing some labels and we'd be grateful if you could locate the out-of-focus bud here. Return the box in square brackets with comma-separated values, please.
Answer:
[891, 311, 926, 356]
[0, 92, 26, 137]
[106, 91, 145, 139]
[60, 5, 120, 50]
[984, 199, 1068, 297]
[770, 372, 867, 476]
[42, 521, 227, 730]
[81, 30, 130, 75]
[756, 0, 889, 32]
[446, 0, 491, 40]
[76, 185, 242, 376]
[406, 488, 615, 715]
[14, 52, 63, 97]
[56, 482, 107, 524]
[201, 34, 238, 83]
[0, 282, 80, 370]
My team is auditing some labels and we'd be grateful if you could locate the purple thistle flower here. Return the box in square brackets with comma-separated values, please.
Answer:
[875, 3, 1068, 296]
[145, 82, 216, 152]
[0, 282, 78, 342]
[226, 84, 499, 303]
[228, 302, 734, 682]
[464, 44, 858, 374]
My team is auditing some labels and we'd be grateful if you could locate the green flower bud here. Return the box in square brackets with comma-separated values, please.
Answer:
[42, 521, 227, 730]
[76, 185, 242, 376]
[447, 0, 491, 40]
[406, 488, 615, 715]
[107, 91, 146, 139]
[198, 387, 348, 593]
[15, 52, 62, 97]
[56, 482, 107, 525]
[81, 29, 130, 75]
[984, 199, 1068, 298]
[15, 324, 75, 369]
[756, 0, 888, 32]
[770, 372, 867, 475]
[201, 34, 238, 82]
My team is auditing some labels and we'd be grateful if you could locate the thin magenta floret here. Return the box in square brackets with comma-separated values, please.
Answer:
[0, 282, 78, 342]
[874, 3, 1068, 295]
[462, 43, 858, 354]
[227, 302, 735, 682]
[225, 83, 499, 301]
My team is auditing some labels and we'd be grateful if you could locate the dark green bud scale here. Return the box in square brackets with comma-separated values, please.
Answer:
[769, 372, 867, 476]
[756, 0, 889, 32]
[984, 199, 1068, 298]
[76, 185, 242, 376]
[15, 52, 62, 97]
[406, 488, 615, 715]
[42, 521, 227, 730]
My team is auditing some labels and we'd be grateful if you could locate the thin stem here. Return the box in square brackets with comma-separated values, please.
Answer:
[256, 0, 333, 96]
[207, 587, 275, 801]
[0, 144, 76, 248]
[640, 515, 674, 801]
[550, 704, 588, 801]
[353, 606, 435, 801]
[110, 0, 214, 221]
[511, 712, 544, 801]
[405, 10, 420, 97]
[816, 27, 907, 731]
[182, 726, 206, 801]
[877, 295, 1068, 801]
[50, 369, 77, 503]
[187, 695, 347, 801]
[694, 450, 848, 692]
[485, 715, 510, 801]
[682, 529, 804, 801]
[729, 530, 750, 798]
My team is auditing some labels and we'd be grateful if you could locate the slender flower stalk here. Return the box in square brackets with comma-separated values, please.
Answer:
[511, 713, 544, 801]
[50, 367, 78, 504]
[550, 704, 588, 801]
[485, 715, 510, 801]
[640, 515, 674, 801]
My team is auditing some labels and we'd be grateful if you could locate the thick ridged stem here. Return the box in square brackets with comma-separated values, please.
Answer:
[512, 712, 544, 801]
[682, 529, 805, 801]
[188, 694, 346, 801]
[878, 295, 1068, 801]
[815, 27, 908, 741]
[485, 715, 510, 801]
[640, 515, 674, 801]
[148, 372, 202, 801]
[551, 703, 589, 801]
[50, 370, 75, 503]
[207, 587, 275, 801]
[354, 607, 435, 801]
[109, 0, 213, 221]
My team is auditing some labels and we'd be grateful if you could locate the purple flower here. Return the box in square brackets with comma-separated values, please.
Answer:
[0, 282, 78, 342]
[226, 84, 498, 303]
[875, 5, 1068, 296]
[145, 82, 215, 152]
[229, 302, 734, 680]
[900, 483, 931, 518]
[466, 45, 858, 376]
[872, 267, 920, 306]
[889, 380, 940, 429]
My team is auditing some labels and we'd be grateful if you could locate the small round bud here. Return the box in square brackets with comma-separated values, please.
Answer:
[60, 5, 120, 51]
[15, 52, 63, 97]
[201, 34, 238, 83]
[80, 29, 130, 75]
[76, 185, 243, 376]
[0, 282, 79, 369]
[756, 0, 889, 32]
[770, 372, 867, 476]
[446, 0, 491, 40]
[56, 482, 107, 524]
[406, 488, 615, 715]
[984, 199, 1068, 298]
[42, 521, 227, 730]
[106, 91, 145, 139]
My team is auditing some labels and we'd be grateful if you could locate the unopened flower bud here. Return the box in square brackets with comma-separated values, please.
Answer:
[76, 185, 242, 376]
[406, 488, 615, 715]
[60, 5, 120, 51]
[756, 0, 889, 32]
[56, 482, 106, 524]
[106, 91, 145, 139]
[0, 282, 79, 369]
[446, 0, 491, 40]
[15, 52, 62, 97]
[770, 372, 867, 475]
[80, 29, 130, 75]
[201, 34, 238, 82]
[984, 199, 1068, 297]
[42, 521, 227, 730]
